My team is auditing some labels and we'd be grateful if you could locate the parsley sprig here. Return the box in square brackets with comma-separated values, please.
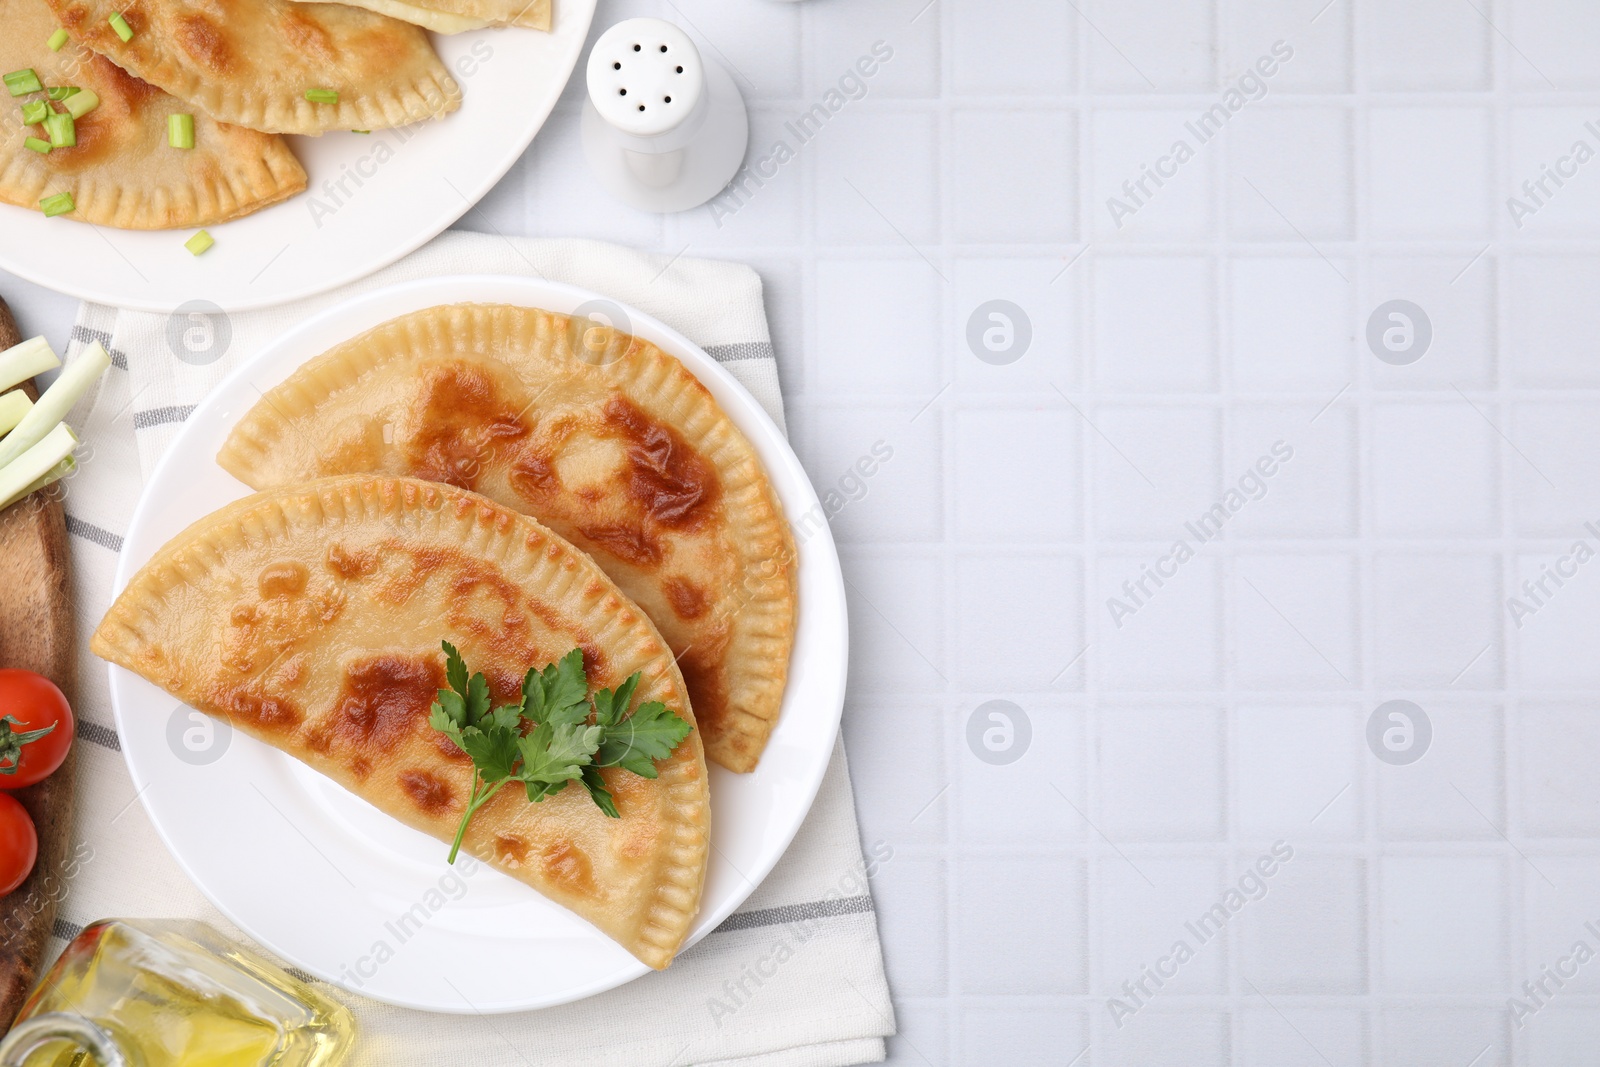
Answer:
[429, 642, 693, 863]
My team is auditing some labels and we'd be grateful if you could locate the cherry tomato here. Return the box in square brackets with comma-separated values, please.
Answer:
[0, 793, 37, 895]
[0, 670, 73, 788]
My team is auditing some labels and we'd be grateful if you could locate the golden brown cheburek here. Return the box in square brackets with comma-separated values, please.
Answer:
[92, 476, 709, 969]
[45, 0, 461, 135]
[218, 305, 797, 774]
[290, 0, 549, 33]
[0, 0, 305, 228]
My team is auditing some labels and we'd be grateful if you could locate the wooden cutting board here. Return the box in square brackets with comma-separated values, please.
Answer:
[0, 297, 78, 1027]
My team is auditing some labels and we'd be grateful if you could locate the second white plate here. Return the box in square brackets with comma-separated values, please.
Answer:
[104, 275, 848, 1012]
[0, 10, 594, 313]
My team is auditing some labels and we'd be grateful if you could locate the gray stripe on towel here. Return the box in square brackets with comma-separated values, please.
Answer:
[133, 405, 195, 429]
[77, 720, 121, 752]
[714, 894, 875, 934]
[704, 342, 776, 364]
[66, 514, 123, 553]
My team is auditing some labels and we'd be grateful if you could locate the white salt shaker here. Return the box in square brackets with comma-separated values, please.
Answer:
[580, 18, 749, 213]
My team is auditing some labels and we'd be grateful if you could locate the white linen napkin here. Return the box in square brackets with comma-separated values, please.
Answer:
[49, 233, 895, 1067]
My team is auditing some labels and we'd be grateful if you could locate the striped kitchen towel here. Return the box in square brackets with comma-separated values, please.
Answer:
[50, 233, 894, 1067]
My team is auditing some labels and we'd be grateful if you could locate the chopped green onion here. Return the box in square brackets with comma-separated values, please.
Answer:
[23, 137, 50, 154]
[351, 129, 370, 134]
[20, 100, 47, 125]
[63, 88, 97, 119]
[0, 342, 109, 470]
[43, 111, 73, 148]
[304, 88, 338, 105]
[4, 70, 42, 97]
[184, 229, 213, 256]
[47, 29, 69, 52]
[38, 191, 73, 218]
[0, 391, 30, 438]
[0, 338, 59, 395]
[167, 112, 193, 149]
[108, 12, 133, 41]
[0, 424, 76, 514]
[44, 86, 77, 101]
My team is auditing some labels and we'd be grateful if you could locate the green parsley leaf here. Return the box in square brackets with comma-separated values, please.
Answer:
[595, 696, 693, 778]
[589, 673, 640, 729]
[430, 643, 694, 861]
[517, 721, 601, 801]
[580, 765, 619, 818]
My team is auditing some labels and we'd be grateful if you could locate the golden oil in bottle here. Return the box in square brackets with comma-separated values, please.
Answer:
[0, 919, 354, 1067]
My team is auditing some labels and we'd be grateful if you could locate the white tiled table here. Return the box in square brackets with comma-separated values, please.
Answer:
[12, 0, 1600, 1062]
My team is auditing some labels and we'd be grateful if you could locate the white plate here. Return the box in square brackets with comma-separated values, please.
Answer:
[0, 11, 594, 314]
[105, 276, 848, 1013]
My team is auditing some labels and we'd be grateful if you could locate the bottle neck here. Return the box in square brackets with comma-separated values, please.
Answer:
[0, 1012, 131, 1067]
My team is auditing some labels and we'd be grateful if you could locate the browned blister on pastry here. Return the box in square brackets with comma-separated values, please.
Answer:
[218, 305, 797, 773]
[92, 476, 709, 969]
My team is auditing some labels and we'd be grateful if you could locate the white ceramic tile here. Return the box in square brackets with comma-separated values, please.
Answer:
[1367, 255, 1497, 391]
[843, 698, 947, 844]
[1505, 256, 1600, 388]
[949, 3, 1074, 95]
[1364, 0, 1490, 90]
[951, 109, 1077, 244]
[1367, 108, 1493, 238]
[1094, 705, 1227, 841]
[1231, 554, 1360, 690]
[1508, 0, 1600, 89]
[1507, 108, 1600, 239]
[952, 257, 1081, 392]
[1238, 1008, 1366, 1067]
[959, 1006, 1087, 1066]
[1510, 402, 1600, 537]
[1512, 550, 1600, 689]
[1092, 257, 1218, 390]
[874, 856, 948, 997]
[797, 405, 941, 543]
[1241, 855, 1367, 993]
[524, 114, 665, 246]
[953, 407, 1081, 543]
[806, 0, 939, 99]
[1085, 0, 1215, 93]
[1228, 256, 1354, 390]
[1380, 855, 1508, 993]
[815, 110, 939, 247]
[839, 548, 944, 694]
[677, 0, 802, 100]
[1520, 857, 1600, 998]
[956, 857, 1087, 994]
[1379, 1009, 1507, 1067]
[814, 258, 943, 393]
[1227, 406, 1358, 540]
[1090, 405, 1222, 540]
[1227, 107, 1354, 241]
[683, 109, 806, 245]
[1095, 857, 1228, 996]
[1094, 1010, 1230, 1067]
[1236, 706, 1362, 838]
[1097, 555, 1224, 690]
[1518, 704, 1600, 837]
[1370, 402, 1500, 537]
[958, 704, 1087, 845]
[1091, 109, 1215, 242]
[884, 1000, 948, 1066]
[1526, 1012, 1600, 1067]
[1224, 0, 1351, 93]
[1370, 553, 1503, 689]
[953, 553, 1085, 691]
[1376, 704, 1504, 840]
